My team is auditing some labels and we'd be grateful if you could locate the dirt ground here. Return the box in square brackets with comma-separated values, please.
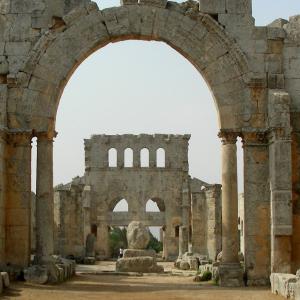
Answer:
[2, 262, 284, 300]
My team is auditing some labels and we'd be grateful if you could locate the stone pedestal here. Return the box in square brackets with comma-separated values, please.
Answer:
[218, 263, 244, 287]
[116, 251, 164, 273]
[116, 221, 164, 273]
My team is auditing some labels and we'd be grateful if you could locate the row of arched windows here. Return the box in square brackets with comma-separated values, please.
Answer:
[113, 198, 161, 212]
[108, 148, 165, 168]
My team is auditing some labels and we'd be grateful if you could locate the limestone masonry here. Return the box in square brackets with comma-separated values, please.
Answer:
[0, 0, 300, 290]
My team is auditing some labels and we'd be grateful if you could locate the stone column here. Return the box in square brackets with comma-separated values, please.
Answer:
[178, 226, 188, 257]
[6, 131, 32, 267]
[36, 131, 55, 264]
[243, 132, 270, 286]
[179, 180, 190, 256]
[205, 185, 222, 261]
[83, 185, 92, 249]
[218, 131, 243, 287]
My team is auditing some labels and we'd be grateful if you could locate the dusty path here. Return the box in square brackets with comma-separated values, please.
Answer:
[3, 273, 284, 300]
[2, 262, 284, 300]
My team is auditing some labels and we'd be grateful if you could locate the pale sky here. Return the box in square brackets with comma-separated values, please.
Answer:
[32, 0, 300, 197]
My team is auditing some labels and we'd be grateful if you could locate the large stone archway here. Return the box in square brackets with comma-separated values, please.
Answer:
[15, 2, 251, 132]
[1, 0, 298, 288]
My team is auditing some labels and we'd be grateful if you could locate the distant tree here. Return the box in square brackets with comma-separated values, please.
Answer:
[109, 227, 128, 258]
[147, 231, 163, 253]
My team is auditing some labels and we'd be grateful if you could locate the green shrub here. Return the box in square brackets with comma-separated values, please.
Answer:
[201, 271, 212, 281]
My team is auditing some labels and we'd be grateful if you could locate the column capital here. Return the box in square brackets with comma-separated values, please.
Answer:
[35, 131, 57, 141]
[242, 131, 268, 146]
[218, 131, 239, 145]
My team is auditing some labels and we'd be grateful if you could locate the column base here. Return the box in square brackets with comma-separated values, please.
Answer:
[218, 263, 244, 287]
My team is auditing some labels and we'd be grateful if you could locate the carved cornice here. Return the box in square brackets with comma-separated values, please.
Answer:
[6, 129, 33, 146]
[241, 131, 268, 146]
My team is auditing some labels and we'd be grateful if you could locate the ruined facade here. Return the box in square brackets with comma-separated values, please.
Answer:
[53, 134, 222, 261]
[0, 0, 299, 287]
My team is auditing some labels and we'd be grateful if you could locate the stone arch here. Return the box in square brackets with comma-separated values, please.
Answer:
[145, 197, 166, 212]
[110, 198, 129, 212]
[17, 2, 251, 132]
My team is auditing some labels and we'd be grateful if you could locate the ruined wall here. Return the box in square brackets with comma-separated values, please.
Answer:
[84, 134, 190, 260]
[190, 178, 221, 260]
[54, 177, 85, 257]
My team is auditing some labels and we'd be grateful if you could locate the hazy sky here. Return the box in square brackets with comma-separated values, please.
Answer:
[32, 0, 300, 197]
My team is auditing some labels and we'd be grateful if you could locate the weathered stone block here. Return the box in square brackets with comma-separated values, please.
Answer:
[199, 0, 225, 14]
[121, 0, 138, 5]
[4, 42, 31, 56]
[127, 221, 150, 249]
[116, 257, 164, 273]
[123, 249, 156, 258]
[270, 273, 297, 299]
[225, 0, 252, 14]
[139, 0, 167, 8]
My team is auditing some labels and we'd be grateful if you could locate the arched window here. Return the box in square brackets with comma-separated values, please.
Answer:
[146, 199, 160, 212]
[113, 198, 129, 212]
[124, 148, 133, 167]
[108, 148, 117, 167]
[156, 148, 165, 167]
[140, 148, 149, 167]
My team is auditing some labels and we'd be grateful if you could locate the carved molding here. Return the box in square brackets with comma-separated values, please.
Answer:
[218, 131, 239, 145]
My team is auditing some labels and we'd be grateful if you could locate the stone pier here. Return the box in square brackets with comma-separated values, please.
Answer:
[5, 132, 32, 267]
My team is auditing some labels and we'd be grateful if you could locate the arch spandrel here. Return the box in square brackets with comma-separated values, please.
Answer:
[17, 2, 252, 131]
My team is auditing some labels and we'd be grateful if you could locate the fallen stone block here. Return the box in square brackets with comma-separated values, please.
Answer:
[270, 273, 297, 299]
[24, 265, 49, 284]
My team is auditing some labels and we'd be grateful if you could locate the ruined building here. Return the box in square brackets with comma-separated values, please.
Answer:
[53, 134, 222, 261]
[0, 0, 300, 287]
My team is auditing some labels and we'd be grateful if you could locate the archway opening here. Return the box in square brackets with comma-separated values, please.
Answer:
[112, 198, 129, 212]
